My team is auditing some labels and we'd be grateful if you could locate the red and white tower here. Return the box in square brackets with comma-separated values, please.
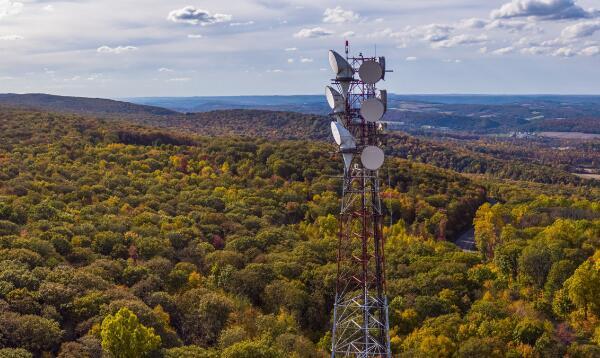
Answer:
[326, 43, 391, 357]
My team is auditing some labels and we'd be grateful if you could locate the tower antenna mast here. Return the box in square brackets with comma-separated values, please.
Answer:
[325, 43, 392, 357]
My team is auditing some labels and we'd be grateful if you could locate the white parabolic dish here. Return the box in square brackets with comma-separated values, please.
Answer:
[328, 50, 354, 80]
[361, 146, 385, 170]
[358, 60, 383, 85]
[360, 98, 385, 122]
[330, 121, 356, 149]
[325, 86, 345, 113]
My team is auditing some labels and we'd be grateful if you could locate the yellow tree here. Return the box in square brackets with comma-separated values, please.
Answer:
[565, 252, 600, 319]
[101, 307, 161, 358]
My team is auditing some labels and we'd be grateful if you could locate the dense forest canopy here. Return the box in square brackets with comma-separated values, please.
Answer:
[0, 107, 598, 357]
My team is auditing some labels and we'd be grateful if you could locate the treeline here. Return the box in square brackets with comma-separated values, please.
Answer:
[523, 118, 600, 134]
[441, 137, 600, 171]
[387, 133, 599, 187]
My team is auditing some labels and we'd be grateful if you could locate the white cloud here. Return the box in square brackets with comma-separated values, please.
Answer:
[367, 28, 406, 39]
[158, 67, 173, 72]
[553, 47, 576, 57]
[230, 21, 254, 27]
[43, 4, 54, 12]
[287, 58, 294, 63]
[443, 58, 462, 63]
[167, 77, 191, 82]
[87, 73, 102, 81]
[300, 58, 313, 63]
[167, 7, 232, 26]
[0, 34, 23, 40]
[492, 46, 515, 55]
[342, 31, 355, 38]
[458, 18, 488, 29]
[187, 34, 203, 39]
[516, 37, 536, 46]
[419, 24, 454, 42]
[432, 34, 487, 48]
[485, 19, 539, 32]
[491, 0, 596, 20]
[97, 45, 138, 54]
[561, 20, 600, 38]
[285, 47, 298, 51]
[294, 27, 333, 38]
[267, 69, 283, 73]
[580, 45, 600, 56]
[520, 46, 552, 54]
[0, 0, 22, 19]
[405, 56, 418, 61]
[323, 6, 359, 24]
[541, 37, 570, 46]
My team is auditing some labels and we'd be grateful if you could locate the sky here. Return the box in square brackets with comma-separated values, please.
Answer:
[0, 0, 599, 97]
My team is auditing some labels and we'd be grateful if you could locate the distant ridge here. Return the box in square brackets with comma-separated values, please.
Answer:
[0, 93, 177, 117]
[2, 92, 599, 135]
[126, 94, 600, 114]
[0, 93, 329, 140]
[125, 95, 330, 114]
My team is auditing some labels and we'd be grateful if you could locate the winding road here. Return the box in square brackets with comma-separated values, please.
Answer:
[454, 227, 477, 252]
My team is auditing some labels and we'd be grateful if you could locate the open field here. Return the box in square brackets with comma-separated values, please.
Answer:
[538, 132, 600, 140]
[574, 173, 600, 180]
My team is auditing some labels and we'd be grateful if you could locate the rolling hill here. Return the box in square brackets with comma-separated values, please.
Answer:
[0, 93, 177, 117]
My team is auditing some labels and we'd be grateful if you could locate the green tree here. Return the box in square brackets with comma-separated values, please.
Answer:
[518, 243, 553, 288]
[163, 346, 217, 358]
[564, 255, 600, 319]
[0, 312, 63, 354]
[221, 340, 282, 358]
[100, 307, 161, 358]
[544, 260, 575, 297]
[0, 348, 33, 358]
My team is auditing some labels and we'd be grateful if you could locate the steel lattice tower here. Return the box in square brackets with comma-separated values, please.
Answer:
[326, 43, 391, 357]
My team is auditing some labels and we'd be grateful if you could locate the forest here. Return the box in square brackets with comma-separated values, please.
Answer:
[0, 106, 598, 357]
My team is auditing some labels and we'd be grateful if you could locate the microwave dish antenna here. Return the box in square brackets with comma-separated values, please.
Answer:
[326, 86, 345, 113]
[330, 121, 356, 150]
[361, 145, 385, 170]
[360, 98, 386, 123]
[358, 60, 384, 84]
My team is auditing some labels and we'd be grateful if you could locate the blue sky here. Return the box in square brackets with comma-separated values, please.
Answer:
[0, 0, 599, 97]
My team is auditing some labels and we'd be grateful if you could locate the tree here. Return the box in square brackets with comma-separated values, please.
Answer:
[457, 337, 503, 358]
[0, 312, 63, 354]
[100, 307, 161, 358]
[177, 290, 233, 345]
[0, 348, 33, 358]
[221, 340, 282, 358]
[513, 319, 545, 345]
[544, 260, 576, 297]
[564, 256, 600, 319]
[518, 243, 554, 288]
[163, 346, 217, 358]
[494, 241, 524, 279]
[473, 203, 504, 259]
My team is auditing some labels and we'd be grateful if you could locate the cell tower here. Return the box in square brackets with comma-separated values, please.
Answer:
[326, 42, 391, 357]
